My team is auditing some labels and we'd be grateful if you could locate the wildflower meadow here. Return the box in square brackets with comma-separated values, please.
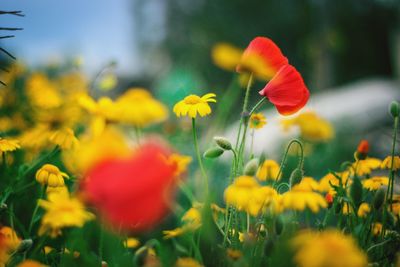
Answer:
[1, 3, 400, 267]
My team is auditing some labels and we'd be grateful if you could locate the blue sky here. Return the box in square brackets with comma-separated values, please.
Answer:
[1, 0, 140, 75]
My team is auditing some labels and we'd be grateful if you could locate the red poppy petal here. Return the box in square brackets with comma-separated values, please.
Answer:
[259, 64, 309, 113]
[237, 37, 288, 75]
[274, 87, 309, 115]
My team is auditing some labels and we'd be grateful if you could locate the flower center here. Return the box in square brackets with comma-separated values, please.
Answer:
[183, 95, 201, 105]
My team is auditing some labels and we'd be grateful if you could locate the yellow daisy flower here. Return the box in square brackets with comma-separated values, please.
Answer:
[175, 257, 204, 267]
[281, 179, 327, 213]
[362, 176, 389, 191]
[247, 186, 278, 216]
[381, 156, 400, 170]
[318, 171, 350, 194]
[38, 190, 94, 238]
[0, 137, 20, 153]
[292, 229, 367, 267]
[357, 203, 371, 218]
[351, 158, 382, 176]
[173, 93, 216, 118]
[256, 159, 281, 181]
[35, 164, 69, 188]
[211, 43, 243, 72]
[224, 176, 260, 211]
[49, 127, 79, 150]
[163, 206, 202, 239]
[165, 153, 192, 177]
[249, 113, 267, 129]
[124, 238, 140, 249]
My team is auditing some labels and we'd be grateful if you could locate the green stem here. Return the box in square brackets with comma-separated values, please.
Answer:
[388, 116, 398, 211]
[28, 186, 46, 235]
[192, 118, 209, 196]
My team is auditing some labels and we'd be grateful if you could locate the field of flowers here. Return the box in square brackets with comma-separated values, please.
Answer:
[0, 36, 399, 267]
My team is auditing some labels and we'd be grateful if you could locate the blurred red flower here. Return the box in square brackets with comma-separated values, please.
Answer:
[259, 64, 309, 115]
[82, 142, 178, 232]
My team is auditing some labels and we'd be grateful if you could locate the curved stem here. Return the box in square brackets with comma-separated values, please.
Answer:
[273, 139, 304, 188]
[192, 118, 209, 196]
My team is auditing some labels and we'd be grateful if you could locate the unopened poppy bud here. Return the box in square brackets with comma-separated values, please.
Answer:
[325, 193, 334, 208]
[289, 168, 303, 188]
[203, 147, 224, 159]
[16, 239, 33, 253]
[275, 216, 284, 235]
[389, 101, 399, 118]
[355, 140, 369, 160]
[350, 177, 363, 207]
[243, 158, 259, 176]
[373, 189, 385, 210]
[213, 136, 232, 150]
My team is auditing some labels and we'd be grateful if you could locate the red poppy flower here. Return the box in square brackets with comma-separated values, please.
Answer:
[82, 142, 178, 232]
[259, 64, 309, 115]
[236, 36, 288, 79]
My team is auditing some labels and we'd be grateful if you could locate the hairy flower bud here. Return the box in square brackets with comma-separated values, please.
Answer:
[289, 168, 303, 188]
[243, 158, 259, 176]
[213, 136, 232, 150]
[389, 101, 399, 118]
[203, 147, 224, 159]
[373, 189, 385, 210]
[350, 177, 363, 207]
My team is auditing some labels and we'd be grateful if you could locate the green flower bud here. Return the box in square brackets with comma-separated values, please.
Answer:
[275, 216, 284, 235]
[289, 168, 303, 188]
[350, 177, 363, 207]
[389, 101, 399, 118]
[213, 136, 232, 150]
[203, 147, 224, 159]
[243, 158, 259, 176]
[373, 189, 385, 210]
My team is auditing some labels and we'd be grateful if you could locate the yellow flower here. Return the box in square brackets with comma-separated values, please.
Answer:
[115, 88, 168, 127]
[224, 176, 260, 211]
[318, 172, 350, 194]
[362, 176, 389, 191]
[26, 73, 62, 109]
[46, 185, 69, 195]
[357, 203, 371, 218]
[175, 257, 203, 267]
[226, 249, 243, 261]
[163, 207, 202, 239]
[281, 112, 334, 142]
[372, 223, 383, 236]
[211, 43, 242, 71]
[38, 190, 94, 237]
[173, 93, 216, 118]
[16, 260, 46, 267]
[296, 177, 320, 191]
[0, 226, 21, 266]
[247, 186, 278, 216]
[342, 202, 353, 215]
[49, 128, 79, 150]
[62, 127, 130, 174]
[35, 164, 69, 187]
[292, 229, 367, 267]
[256, 160, 281, 181]
[391, 194, 400, 216]
[281, 180, 327, 213]
[164, 153, 192, 177]
[351, 158, 382, 176]
[124, 238, 140, 249]
[381, 156, 400, 170]
[0, 138, 20, 153]
[249, 113, 267, 129]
